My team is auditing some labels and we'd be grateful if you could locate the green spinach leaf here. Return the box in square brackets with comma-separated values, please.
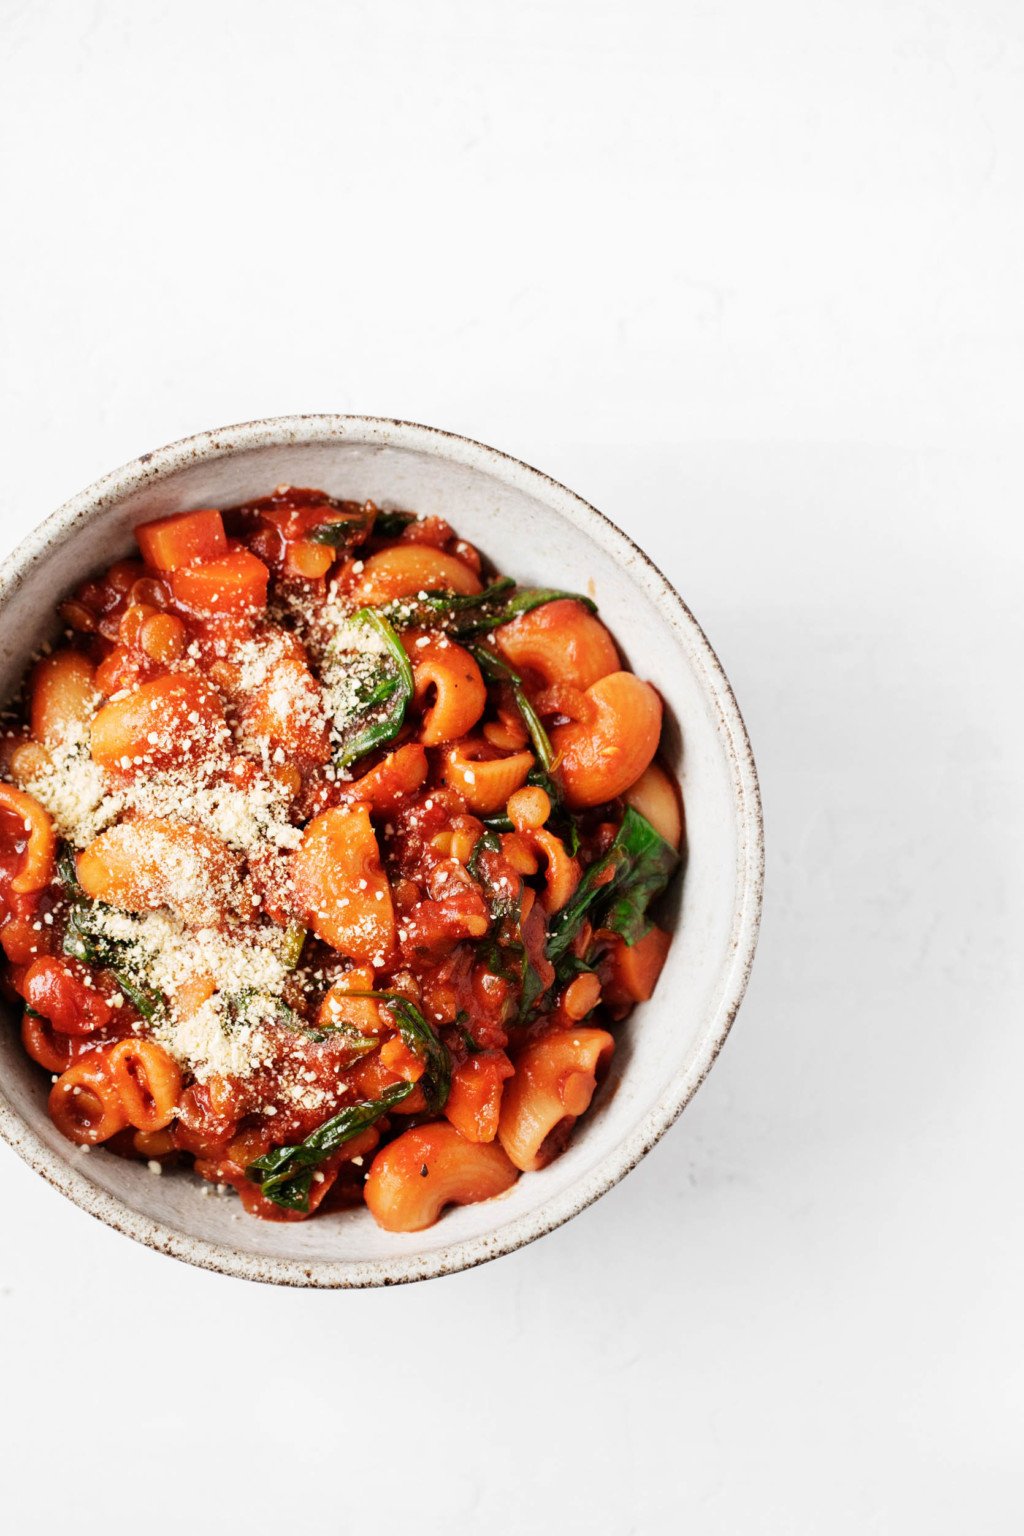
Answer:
[373, 509, 418, 537]
[306, 510, 373, 548]
[328, 608, 414, 769]
[388, 580, 595, 639]
[62, 901, 166, 1022]
[470, 645, 556, 774]
[340, 990, 451, 1114]
[545, 805, 679, 968]
[245, 1081, 415, 1212]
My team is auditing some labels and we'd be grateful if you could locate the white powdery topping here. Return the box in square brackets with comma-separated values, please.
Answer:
[320, 618, 392, 740]
[21, 724, 299, 855]
[87, 906, 294, 1080]
[165, 995, 273, 1081]
[231, 630, 293, 693]
[22, 726, 117, 847]
[118, 771, 302, 854]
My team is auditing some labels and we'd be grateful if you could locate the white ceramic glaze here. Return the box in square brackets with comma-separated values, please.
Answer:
[0, 416, 763, 1286]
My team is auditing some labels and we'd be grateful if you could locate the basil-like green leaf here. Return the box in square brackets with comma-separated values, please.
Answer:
[602, 811, 681, 944]
[245, 1082, 415, 1212]
[546, 806, 679, 967]
[402, 577, 515, 626]
[470, 645, 556, 773]
[306, 511, 373, 548]
[461, 585, 597, 635]
[329, 608, 414, 769]
[225, 986, 379, 1051]
[389, 580, 596, 639]
[57, 843, 80, 893]
[341, 990, 451, 1114]
[62, 902, 166, 1022]
[373, 509, 417, 537]
[467, 827, 501, 880]
[467, 831, 546, 1021]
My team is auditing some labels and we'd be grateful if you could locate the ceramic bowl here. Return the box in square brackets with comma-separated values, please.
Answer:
[0, 416, 763, 1285]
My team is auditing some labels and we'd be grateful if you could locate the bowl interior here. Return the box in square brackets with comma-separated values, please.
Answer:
[0, 421, 760, 1283]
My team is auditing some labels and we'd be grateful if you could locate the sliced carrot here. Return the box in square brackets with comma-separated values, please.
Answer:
[136, 509, 228, 572]
[603, 925, 671, 1007]
[170, 548, 269, 615]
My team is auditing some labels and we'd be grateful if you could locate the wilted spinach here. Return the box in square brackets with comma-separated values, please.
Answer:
[339, 990, 451, 1114]
[328, 608, 414, 769]
[389, 580, 596, 639]
[245, 1082, 415, 1212]
[59, 856, 166, 1022]
[545, 806, 679, 971]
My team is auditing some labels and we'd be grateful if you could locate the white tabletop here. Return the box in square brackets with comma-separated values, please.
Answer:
[2, 3, 1022, 1532]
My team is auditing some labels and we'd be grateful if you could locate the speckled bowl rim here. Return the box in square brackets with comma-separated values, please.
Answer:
[0, 415, 763, 1286]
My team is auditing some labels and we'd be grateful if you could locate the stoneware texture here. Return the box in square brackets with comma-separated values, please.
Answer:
[0, 416, 763, 1286]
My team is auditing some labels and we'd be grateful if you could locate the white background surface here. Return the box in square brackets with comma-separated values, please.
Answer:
[1, 3, 1022, 1532]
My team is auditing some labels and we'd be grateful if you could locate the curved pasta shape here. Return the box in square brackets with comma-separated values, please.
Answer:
[497, 827, 578, 910]
[22, 1011, 77, 1074]
[550, 672, 662, 808]
[350, 545, 483, 605]
[342, 743, 428, 812]
[531, 828, 580, 912]
[0, 783, 56, 894]
[498, 1026, 614, 1172]
[49, 1049, 129, 1145]
[444, 1051, 514, 1143]
[108, 1038, 183, 1131]
[90, 673, 227, 772]
[238, 651, 331, 765]
[624, 761, 683, 849]
[29, 651, 96, 747]
[442, 739, 534, 814]
[495, 598, 619, 690]
[77, 815, 244, 927]
[364, 1122, 519, 1231]
[411, 638, 486, 746]
[291, 804, 396, 963]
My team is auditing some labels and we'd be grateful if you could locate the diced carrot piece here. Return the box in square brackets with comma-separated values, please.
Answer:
[170, 549, 269, 615]
[285, 540, 335, 579]
[136, 509, 228, 572]
[602, 925, 671, 1007]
